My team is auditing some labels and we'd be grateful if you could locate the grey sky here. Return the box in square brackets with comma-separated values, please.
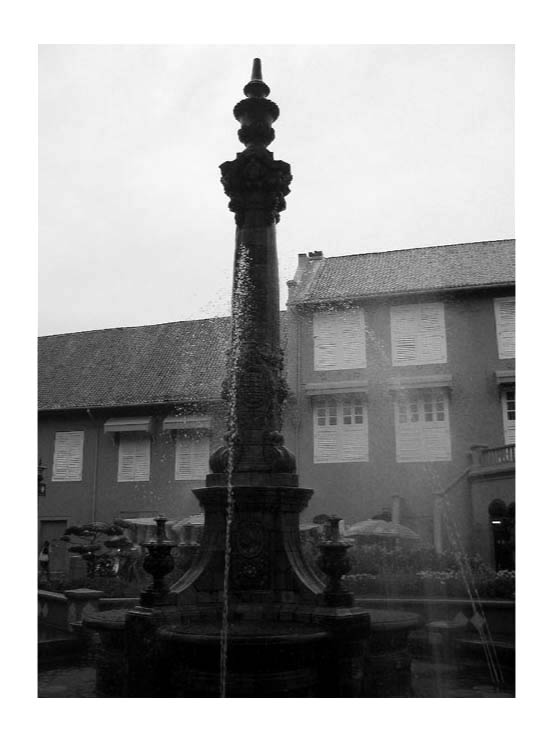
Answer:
[38, 45, 514, 336]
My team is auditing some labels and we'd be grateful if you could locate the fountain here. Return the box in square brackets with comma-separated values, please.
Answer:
[84, 59, 419, 697]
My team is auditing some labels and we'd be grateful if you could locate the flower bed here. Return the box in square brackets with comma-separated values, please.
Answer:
[342, 544, 514, 600]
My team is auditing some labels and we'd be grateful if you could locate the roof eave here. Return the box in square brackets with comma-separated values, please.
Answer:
[290, 280, 515, 307]
[38, 396, 224, 414]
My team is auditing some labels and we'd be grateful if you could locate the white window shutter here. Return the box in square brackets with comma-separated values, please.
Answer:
[118, 440, 135, 481]
[118, 436, 150, 482]
[341, 423, 369, 462]
[391, 303, 446, 366]
[175, 436, 210, 480]
[391, 305, 419, 365]
[495, 298, 515, 359]
[341, 310, 367, 369]
[313, 400, 368, 463]
[395, 423, 422, 462]
[133, 439, 151, 480]
[419, 303, 447, 364]
[314, 426, 339, 463]
[395, 394, 451, 462]
[313, 313, 338, 370]
[52, 431, 84, 481]
[504, 419, 515, 445]
[422, 421, 451, 461]
[314, 310, 366, 370]
[503, 390, 515, 444]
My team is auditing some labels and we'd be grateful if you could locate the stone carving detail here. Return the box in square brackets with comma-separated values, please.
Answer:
[232, 520, 269, 588]
[220, 148, 292, 227]
[235, 520, 265, 558]
[232, 554, 269, 589]
[237, 122, 275, 147]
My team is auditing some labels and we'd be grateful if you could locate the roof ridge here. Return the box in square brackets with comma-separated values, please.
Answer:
[321, 238, 515, 261]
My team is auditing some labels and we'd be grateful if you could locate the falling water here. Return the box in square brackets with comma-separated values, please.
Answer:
[423, 462, 505, 687]
[440, 494, 505, 687]
[219, 243, 252, 698]
[345, 314, 505, 688]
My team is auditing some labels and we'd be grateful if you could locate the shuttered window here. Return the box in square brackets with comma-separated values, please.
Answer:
[52, 431, 84, 481]
[117, 435, 150, 482]
[390, 303, 447, 366]
[494, 297, 515, 359]
[313, 398, 369, 463]
[175, 435, 210, 480]
[394, 391, 451, 462]
[502, 389, 515, 445]
[313, 309, 366, 370]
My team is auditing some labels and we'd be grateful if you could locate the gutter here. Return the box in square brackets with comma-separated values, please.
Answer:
[289, 281, 515, 308]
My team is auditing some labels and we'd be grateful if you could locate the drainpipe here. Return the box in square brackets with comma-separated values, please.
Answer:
[295, 307, 302, 472]
[433, 494, 444, 554]
[87, 408, 100, 522]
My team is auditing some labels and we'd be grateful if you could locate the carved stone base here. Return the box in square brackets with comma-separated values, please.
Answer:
[170, 485, 323, 608]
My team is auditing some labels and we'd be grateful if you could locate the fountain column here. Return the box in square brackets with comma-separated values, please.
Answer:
[172, 59, 323, 609]
[209, 57, 297, 487]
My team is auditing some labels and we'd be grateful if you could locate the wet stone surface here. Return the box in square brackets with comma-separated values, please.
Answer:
[37, 657, 514, 698]
[38, 660, 96, 698]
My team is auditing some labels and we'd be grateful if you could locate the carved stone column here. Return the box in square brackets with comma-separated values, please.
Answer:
[208, 58, 297, 488]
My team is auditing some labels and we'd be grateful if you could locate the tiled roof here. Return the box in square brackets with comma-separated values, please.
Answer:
[38, 316, 232, 411]
[294, 240, 515, 304]
[39, 314, 290, 412]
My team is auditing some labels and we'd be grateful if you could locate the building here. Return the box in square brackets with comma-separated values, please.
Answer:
[38, 316, 231, 557]
[38, 239, 515, 568]
[285, 238, 515, 566]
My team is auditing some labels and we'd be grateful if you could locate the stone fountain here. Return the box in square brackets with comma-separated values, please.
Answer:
[84, 59, 419, 697]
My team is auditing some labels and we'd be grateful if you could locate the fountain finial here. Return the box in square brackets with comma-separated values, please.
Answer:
[232, 59, 279, 149]
[244, 58, 270, 98]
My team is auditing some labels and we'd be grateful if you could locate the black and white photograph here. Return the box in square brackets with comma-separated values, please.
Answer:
[36, 43, 515, 701]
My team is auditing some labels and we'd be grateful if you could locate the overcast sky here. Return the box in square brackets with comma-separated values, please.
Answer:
[38, 45, 514, 336]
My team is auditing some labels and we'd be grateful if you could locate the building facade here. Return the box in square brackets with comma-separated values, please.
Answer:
[284, 239, 515, 560]
[38, 239, 515, 567]
[37, 317, 231, 560]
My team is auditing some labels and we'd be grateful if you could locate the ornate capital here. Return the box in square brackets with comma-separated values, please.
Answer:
[220, 148, 291, 226]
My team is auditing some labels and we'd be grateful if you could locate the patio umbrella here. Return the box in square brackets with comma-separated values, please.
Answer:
[345, 520, 420, 541]
[170, 514, 205, 545]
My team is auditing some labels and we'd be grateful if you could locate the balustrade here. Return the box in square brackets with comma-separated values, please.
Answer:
[480, 444, 515, 467]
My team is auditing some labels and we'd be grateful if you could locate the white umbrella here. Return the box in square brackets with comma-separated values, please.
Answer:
[345, 519, 420, 540]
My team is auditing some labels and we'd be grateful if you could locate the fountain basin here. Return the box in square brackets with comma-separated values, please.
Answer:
[159, 621, 327, 697]
[84, 607, 420, 697]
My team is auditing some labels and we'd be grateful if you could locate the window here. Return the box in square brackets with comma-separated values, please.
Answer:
[494, 297, 515, 359]
[502, 388, 515, 445]
[175, 435, 210, 480]
[313, 397, 368, 463]
[394, 390, 451, 462]
[390, 302, 447, 366]
[118, 435, 150, 482]
[52, 431, 84, 481]
[313, 309, 366, 370]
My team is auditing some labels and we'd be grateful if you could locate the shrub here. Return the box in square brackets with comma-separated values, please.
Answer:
[342, 542, 514, 600]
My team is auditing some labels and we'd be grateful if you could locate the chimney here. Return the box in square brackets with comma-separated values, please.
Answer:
[287, 251, 325, 306]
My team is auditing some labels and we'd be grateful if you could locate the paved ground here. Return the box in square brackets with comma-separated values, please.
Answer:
[38, 661, 97, 698]
[410, 660, 514, 698]
[37, 659, 514, 698]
